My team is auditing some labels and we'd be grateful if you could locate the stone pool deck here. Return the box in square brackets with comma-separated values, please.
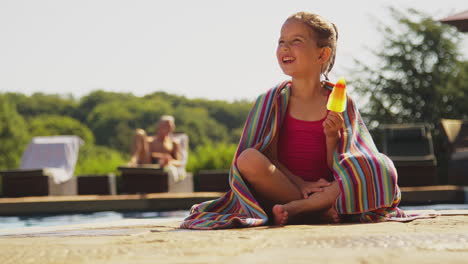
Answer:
[1, 210, 468, 264]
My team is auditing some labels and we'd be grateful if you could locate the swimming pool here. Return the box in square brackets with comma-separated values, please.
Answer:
[0, 210, 189, 230]
[401, 204, 468, 211]
[1, 204, 467, 230]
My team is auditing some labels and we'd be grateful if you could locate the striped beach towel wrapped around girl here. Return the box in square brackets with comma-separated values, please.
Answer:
[180, 81, 425, 230]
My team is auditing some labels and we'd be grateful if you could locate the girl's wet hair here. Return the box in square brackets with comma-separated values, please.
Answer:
[287, 12, 338, 80]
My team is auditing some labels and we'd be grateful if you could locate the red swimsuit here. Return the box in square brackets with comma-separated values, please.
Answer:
[277, 109, 333, 182]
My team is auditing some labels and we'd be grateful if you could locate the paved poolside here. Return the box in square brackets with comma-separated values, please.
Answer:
[1, 210, 468, 264]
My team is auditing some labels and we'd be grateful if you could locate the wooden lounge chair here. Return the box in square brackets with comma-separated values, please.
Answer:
[194, 169, 230, 192]
[382, 124, 437, 187]
[0, 136, 81, 197]
[441, 119, 468, 185]
[77, 173, 117, 195]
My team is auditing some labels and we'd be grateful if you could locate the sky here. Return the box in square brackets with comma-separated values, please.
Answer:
[0, 0, 467, 102]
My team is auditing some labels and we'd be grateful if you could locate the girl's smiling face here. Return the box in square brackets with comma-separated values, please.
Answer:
[276, 19, 327, 78]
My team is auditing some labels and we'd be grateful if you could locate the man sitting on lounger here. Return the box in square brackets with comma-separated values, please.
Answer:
[128, 115, 182, 168]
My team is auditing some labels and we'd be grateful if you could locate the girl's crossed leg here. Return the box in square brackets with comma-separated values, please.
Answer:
[272, 182, 340, 225]
[236, 148, 340, 225]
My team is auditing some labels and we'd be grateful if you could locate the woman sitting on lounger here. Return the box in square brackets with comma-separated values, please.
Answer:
[128, 115, 182, 168]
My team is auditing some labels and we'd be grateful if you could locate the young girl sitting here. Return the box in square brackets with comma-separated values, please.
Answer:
[181, 12, 419, 229]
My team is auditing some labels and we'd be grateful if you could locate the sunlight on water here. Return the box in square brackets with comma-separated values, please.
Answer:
[1, 205, 467, 230]
[0, 210, 189, 230]
[400, 204, 468, 211]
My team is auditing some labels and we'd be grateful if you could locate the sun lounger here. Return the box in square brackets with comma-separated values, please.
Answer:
[0, 136, 82, 197]
[382, 124, 437, 186]
[77, 173, 117, 195]
[194, 169, 230, 192]
[441, 119, 468, 185]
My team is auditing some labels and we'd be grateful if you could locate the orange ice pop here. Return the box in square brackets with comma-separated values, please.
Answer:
[327, 77, 347, 112]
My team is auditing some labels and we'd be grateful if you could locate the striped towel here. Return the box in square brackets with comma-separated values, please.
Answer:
[180, 80, 427, 229]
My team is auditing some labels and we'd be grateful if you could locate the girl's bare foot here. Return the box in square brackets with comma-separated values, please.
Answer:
[319, 207, 340, 224]
[272, 204, 288, 225]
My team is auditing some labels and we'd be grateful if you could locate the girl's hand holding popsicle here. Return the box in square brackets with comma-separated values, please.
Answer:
[324, 78, 347, 138]
[324, 111, 343, 139]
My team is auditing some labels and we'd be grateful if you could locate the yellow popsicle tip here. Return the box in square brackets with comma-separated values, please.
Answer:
[335, 77, 346, 88]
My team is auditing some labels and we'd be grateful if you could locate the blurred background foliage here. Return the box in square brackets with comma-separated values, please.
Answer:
[352, 8, 468, 183]
[353, 8, 468, 127]
[0, 96, 29, 169]
[186, 142, 238, 174]
[0, 89, 251, 175]
[0, 8, 467, 180]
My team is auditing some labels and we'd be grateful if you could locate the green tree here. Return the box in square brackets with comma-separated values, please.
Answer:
[86, 97, 172, 152]
[353, 8, 467, 126]
[28, 115, 95, 144]
[4, 92, 77, 119]
[0, 89, 257, 177]
[76, 90, 136, 123]
[352, 8, 468, 183]
[173, 106, 229, 149]
[186, 142, 237, 173]
[0, 96, 30, 169]
[191, 99, 252, 143]
[190, 99, 252, 130]
[75, 144, 128, 175]
[145, 92, 252, 144]
[144, 91, 190, 109]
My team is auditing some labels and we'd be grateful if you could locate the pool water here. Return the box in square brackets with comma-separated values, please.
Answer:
[400, 204, 468, 211]
[1, 204, 467, 230]
[0, 210, 189, 230]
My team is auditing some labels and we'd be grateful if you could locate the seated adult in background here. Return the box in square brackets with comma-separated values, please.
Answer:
[128, 115, 182, 168]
